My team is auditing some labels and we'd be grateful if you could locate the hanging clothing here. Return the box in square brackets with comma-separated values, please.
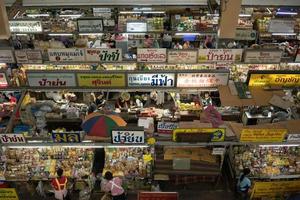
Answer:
[51, 177, 68, 200]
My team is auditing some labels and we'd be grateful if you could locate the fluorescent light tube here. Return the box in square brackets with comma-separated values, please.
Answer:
[276, 11, 298, 15]
[143, 11, 165, 14]
[59, 14, 82, 18]
[48, 33, 73, 36]
[239, 14, 252, 17]
[27, 14, 50, 17]
[175, 33, 200, 36]
[79, 33, 103, 36]
[15, 34, 28, 36]
[120, 11, 142, 14]
[260, 144, 299, 147]
[272, 33, 296, 36]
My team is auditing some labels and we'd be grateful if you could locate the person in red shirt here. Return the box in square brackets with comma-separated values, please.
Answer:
[51, 168, 68, 200]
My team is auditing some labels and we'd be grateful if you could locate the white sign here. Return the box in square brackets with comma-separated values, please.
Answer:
[287, 134, 300, 142]
[244, 50, 282, 63]
[269, 19, 295, 33]
[235, 30, 257, 40]
[85, 48, 122, 62]
[212, 147, 225, 155]
[0, 134, 26, 144]
[157, 122, 178, 135]
[9, 20, 43, 33]
[137, 48, 167, 62]
[48, 49, 85, 62]
[128, 73, 175, 87]
[167, 50, 197, 64]
[0, 50, 15, 63]
[0, 73, 8, 88]
[27, 72, 77, 87]
[177, 73, 229, 88]
[198, 49, 243, 63]
[111, 130, 145, 144]
[127, 22, 147, 32]
[77, 19, 103, 32]
[15, 50, 43, 63]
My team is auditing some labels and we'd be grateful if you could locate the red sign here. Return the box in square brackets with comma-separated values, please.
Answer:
[138, 192, 178, 200]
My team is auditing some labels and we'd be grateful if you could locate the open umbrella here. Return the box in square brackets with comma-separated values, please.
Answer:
[82, 113, 127, 138]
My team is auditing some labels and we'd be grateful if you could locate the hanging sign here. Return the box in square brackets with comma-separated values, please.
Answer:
[77, 73, 125, 87]
[51, 131, 81, 143]
[48, 49, 85, 62]
[0, 134, 26, 144]
[0, 73, 8, 88]
[235, 30, 257, 40]
[111, 128, 145, 144]
[173, 128, 225, 142]
[244, 50, 282, 63]
[157, 121, 178, 135]
[287, 134, 300, 142]
[137, 48, 167, 62]
[138, 192, 178, 200]
[240, 129, 287, 142]
[268, 19, 295, 33]
[9, 20, 43, 33]
[85, 48, 122, 62]
[14, 50, 43, 63]
[0, 50, 15, 63]
[0, 188, 19, 200]
[27, 72, 77, 87]
[177, 72, 229, 88]
[77, 18, 103, 32]
[198, 49, 243, 63]
[127, 22, 147, 32]
[167, 50, 197, 64]
[127, 73, 175, 87]
[251, 180, 300, 198]
[248, 73, 300, 87]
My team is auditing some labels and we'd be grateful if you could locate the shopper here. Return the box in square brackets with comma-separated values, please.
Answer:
[143, 35, 153, 48]
[103, 171, 126, 200]
[51, 168, 68, 200]
[237, 168, 251, 200]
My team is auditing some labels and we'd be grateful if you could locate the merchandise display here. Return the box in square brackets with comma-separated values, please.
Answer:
[0, 92, 20, 133]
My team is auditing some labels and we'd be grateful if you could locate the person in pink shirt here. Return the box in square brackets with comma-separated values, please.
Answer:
[103, 171, 126, 200]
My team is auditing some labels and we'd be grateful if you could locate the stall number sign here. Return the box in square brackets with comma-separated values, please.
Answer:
[248, 74, 300, 87]
[15, 50, 43, 64]
[244, 50, 282, 63]
[85, 48, 122, 62]
[128, 73, 175, 87]
[167, 50, 197, 64]
[157, 122, 178, 135]
[138, 192, 178, 200]
[240, 129, 287, 142]
[198, 49, 243, 63]
[137, 48, 167, 62]
[52, 132, 81, 143]
[0, 134, 26, 144]
[0, 188, 19, 200]
[111, 130, 145, 144]
[77, 19, 103, 32]
[48, 49, 85, 62]
[173, 128, 225, 142]
[27, 72, 77, 87]
[177, 73, 229, 88]
[0, 50, 15, 63]
[77, 73, 125, 87]
[9, 20, 43, 33]
[0, 73, 8, 88]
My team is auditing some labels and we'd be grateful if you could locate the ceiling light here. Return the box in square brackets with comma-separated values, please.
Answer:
[59, 14, 82, 18]
[27, 14, 50, 17]
[48, 33, 73, 36]
[272, 33, 296, 36]
[143, 11, 165, 14]
[276, 11, 298, 15]
[120, 11, 142, 14]
[260, 144, 299, 147]
[175, 33, 201, 36]
[79, 33, 103, 36]
[239, 14, 252, 17]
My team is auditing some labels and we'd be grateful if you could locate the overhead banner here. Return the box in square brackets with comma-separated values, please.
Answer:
[48, 49, 85, 62]
[244, 50, 282, 63]
[167, 50, 197, 64]
[127, 73, 175, 87]
[111, 129, 145, 144]
[77, 73, 126, 87]
[77, 18, 103, 32]
[0, 73, 8, 88]
[268, 19, 295, 33]
[9, 20, 43, 33]
[137, 48, 167, 62]
[85, 48, 122, 62]
[173, 128, 225, 142]
[177, 72, 229, 88]
[235, 30, 257, 40]
[248, 73, 300, 87]
[27, 72, 77, 87]
[198, 49, 243, 63]
[240, 129, 287, 142]
[0, 188, 19, 200]
[0, 50, 15, 63]
[14, 50, 43, 63]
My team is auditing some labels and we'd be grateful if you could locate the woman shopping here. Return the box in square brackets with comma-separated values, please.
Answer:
[103, 171, 126, 200]
[237, 168, 251, 200]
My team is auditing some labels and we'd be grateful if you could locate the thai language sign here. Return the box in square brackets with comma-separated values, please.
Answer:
[0, 134, 26, 144]
[248, 73, 300, 87]
[127, 73, 175, 87]
[85, 48, 122, 62]
[9, 20, 43, 33]
[177, 72, 229, 88]
[173, 128, 225, 142]
[0, 188, 19, 200]
[0, 50, 15, 63]
[27, 72, 77, 87]
[240, 129, 287, 142]
[48, 49, 85, 62]
[111, 130, 145, 144]
[157, 122, 178, 135]
[137, 48, 167, 62]
[77, 73, 125, 87]
[198, 49, 243, 63]
[52, 131, 81, 143]
[15, 50, 43, 63]
[244, 50, 282, 63]
[167, 50, 197, 64]
[269, 19, 295, 33]
[77, 19, 103, 32]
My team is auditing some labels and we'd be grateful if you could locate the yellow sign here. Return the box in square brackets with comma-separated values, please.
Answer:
[251, 180, 300, 199]
[173, 128, 225, 142]
[0, 188, 19, 200]
[240, 129, 287, 142]
[249, 74, 300, 87]
[77, 73, 125, 87]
